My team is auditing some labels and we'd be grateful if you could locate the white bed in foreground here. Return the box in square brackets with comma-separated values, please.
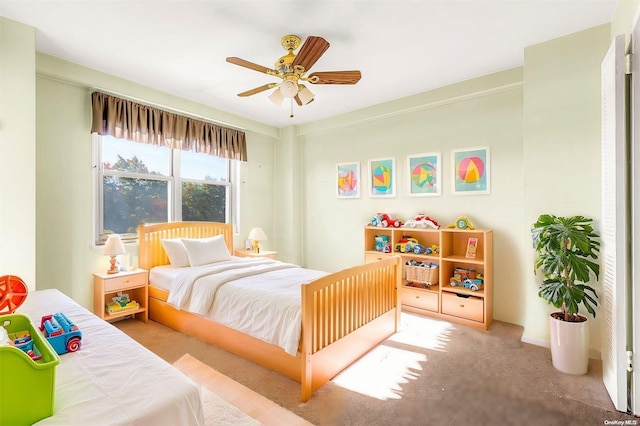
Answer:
[15, 289, 204, 426]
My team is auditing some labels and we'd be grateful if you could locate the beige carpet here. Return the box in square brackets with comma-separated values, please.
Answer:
[117, 313, 639, 425]
[173, 353, 313, 426]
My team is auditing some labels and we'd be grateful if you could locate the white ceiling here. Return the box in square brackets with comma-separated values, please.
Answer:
[1, 0, 617, 128]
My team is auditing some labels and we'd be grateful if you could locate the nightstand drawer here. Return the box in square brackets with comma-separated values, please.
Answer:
[401, 287, 438, 312]
[441, 292, 484, 322]
[103, 272, 147, 292]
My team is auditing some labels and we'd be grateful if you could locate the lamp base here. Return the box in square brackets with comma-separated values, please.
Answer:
[107, 256, 119, 274]
[252, 240, 260, 254]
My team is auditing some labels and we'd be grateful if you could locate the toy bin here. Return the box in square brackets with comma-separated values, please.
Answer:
[0, 313, 60, 426]
[406, 264, 439, 286]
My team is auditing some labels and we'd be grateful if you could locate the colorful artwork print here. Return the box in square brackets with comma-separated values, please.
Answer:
[408, 153, 441, 196]
[336, 162, 360, 198]
[368, 158, 395, 197]
[452, 147, 490, 195]
[373, 165, 391, 191]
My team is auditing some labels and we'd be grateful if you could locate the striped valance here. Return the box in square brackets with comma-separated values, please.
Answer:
[90, 91, 247, 161]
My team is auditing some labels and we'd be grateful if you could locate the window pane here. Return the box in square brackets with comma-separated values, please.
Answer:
[102, 136, 170, 175]
[182, 182, 226, 222]
[180, 150, 227, 181]
[103, 176, 168, 234]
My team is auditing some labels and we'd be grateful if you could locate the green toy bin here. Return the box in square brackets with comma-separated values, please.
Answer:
[0, 313, 60, 425]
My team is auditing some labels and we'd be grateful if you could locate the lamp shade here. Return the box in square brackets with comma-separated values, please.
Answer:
[248, 227, 268, 241]
[279, 80, 298, 98]
[297, 85, 315, 105]
[268, 88, 284, 106]
[104, 234, 126, 256]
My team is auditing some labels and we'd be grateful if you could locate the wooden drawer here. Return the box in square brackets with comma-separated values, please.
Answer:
[103, 272, 147, 292]
[441, 292, 484, 322]
[401, 287, 439, 312]
[364, 253, 392, 264]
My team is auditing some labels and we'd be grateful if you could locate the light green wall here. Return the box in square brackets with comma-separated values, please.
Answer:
[299, 70, 524, 325]
[297, 24, 611, 355]
[0, 18, 36, 288]
[34, 55, 278, 308]
[521, 24, 611, 353]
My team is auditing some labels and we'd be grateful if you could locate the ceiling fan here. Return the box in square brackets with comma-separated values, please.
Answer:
[226, 35, 361, 113]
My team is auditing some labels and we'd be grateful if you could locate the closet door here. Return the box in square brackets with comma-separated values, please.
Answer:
[631, 15, 640, 415]
[601, 33, 628, 413]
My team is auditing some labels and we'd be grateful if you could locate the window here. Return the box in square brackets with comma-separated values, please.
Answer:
[95, 135, 233, 243]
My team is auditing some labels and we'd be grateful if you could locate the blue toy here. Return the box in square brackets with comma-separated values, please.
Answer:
[7, 330, 42, 361]
[374, 235, 391, 253]
[39, 313, 82, 355]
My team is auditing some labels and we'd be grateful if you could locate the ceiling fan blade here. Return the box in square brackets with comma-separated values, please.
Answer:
[308, 71, 362, 84]
[237, 83, 278, 97]
[291, 36, 330, 72]
[226, 57, 277, 75]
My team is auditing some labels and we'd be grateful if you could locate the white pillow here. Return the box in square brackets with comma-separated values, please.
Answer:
[161, 238, 190, 267]
[181, 235, 231, 267]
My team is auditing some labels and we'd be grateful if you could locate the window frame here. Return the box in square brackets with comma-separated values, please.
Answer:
[93, 134, 236, 245]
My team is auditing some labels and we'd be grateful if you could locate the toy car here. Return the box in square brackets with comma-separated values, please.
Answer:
[450, 269, 483, 291]
[370, 213, 403, 228]
[395, 236, 419, 253]
[404, 214, 440, 229]
[39, 313, 82, 355]
[462, 278, 484, 291]
[412, 243, 425, 254]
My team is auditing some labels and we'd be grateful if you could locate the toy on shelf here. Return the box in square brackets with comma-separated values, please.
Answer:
[39, 313, 82, 355]
[404, 214, 440, 229]
[374, 235, 391, 253]
[395, 236, 418, 253]
[370, 213, 403, 228]
[106, 292, 140, 315]
[449, 268, 483, 291]
[405, 260, 439, 288]
[447, 215, 476, 230]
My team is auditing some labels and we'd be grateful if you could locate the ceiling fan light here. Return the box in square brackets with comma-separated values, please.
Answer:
[297, 85, 315, 105]
[268, 88, 284, 106]
[280, 80, 298, 98]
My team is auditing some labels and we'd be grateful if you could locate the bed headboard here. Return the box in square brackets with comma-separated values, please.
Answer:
[138, 222, 234, 270]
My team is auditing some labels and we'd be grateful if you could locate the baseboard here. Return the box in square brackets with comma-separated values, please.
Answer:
[520, 336, 601, 360]
[520, 335, 549, 348]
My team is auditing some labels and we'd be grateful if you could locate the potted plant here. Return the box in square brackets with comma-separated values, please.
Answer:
[531, 214, 600, 374]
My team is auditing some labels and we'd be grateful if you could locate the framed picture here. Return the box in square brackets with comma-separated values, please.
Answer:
[451, 147, 490, 195]
[336, 162, 360, 198]
[466, 237, 478, 258]
[407, 152, 441, 196]
[368, 157, 396, 198]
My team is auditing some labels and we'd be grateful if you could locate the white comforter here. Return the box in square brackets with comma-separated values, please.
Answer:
[166, 258, 327, 355]
[17, 289, 204, 426]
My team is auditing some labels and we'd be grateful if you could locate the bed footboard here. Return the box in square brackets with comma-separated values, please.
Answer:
[300, 256, 402, 402]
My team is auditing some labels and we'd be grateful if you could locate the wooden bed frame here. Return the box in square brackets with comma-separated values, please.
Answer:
[138, 221, 402, 402]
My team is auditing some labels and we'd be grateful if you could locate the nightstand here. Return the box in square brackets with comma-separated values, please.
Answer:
[234, 249, 277, 260]
[93, 268, 148, 323]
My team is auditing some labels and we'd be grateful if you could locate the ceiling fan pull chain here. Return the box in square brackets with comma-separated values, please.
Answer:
[290, 98, 294, 118]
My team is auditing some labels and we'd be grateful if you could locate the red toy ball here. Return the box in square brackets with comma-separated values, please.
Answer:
[0, 275, 28, 314]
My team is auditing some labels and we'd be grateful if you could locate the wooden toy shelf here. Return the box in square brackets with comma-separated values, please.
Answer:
[364, 226, 493, 330]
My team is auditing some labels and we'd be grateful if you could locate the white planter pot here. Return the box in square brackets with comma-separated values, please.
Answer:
[549, 314, 589, 375]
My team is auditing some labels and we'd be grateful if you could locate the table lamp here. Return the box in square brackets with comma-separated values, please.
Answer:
[104, 234, 126, 274]
[248, 227, 268, 253]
